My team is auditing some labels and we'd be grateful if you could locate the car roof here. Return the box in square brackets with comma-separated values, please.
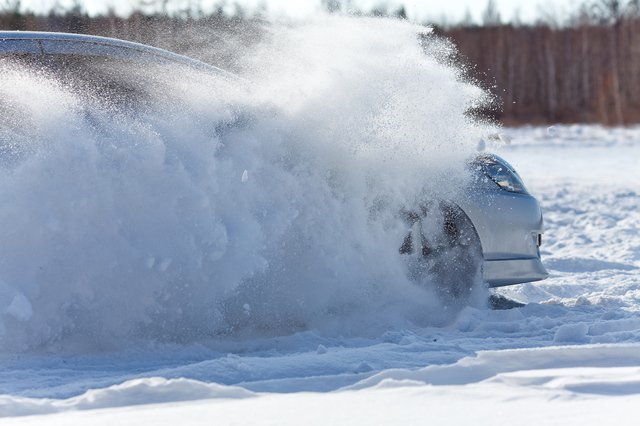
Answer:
[0, 31, 237, 80]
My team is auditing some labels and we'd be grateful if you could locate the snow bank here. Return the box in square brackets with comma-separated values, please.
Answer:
[3, 345, 640, 421]
[0, 377, 254, 417]
[347, 344, 640, 389]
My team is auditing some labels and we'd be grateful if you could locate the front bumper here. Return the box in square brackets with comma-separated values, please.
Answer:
[482, 258, 548, 287]
[459, 187, 548, 287]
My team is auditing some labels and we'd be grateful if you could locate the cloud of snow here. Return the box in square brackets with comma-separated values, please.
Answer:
[0, 16, 495, 352]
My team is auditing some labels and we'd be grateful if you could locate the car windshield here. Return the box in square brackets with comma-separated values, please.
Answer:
[1, 34, 248, 109]
[5, 50, 174, 108]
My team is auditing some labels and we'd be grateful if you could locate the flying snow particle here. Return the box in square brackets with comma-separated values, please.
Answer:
[499, 134, 512, 146]
[158, 258, 172, 272]
[547, 126, 558, 137]
[6, 294, 33, 322]
[476, 139, 486, 151]
[241, 170, 248, 183]
[208, 251, 224, 261]
[145, 257, 155, 269]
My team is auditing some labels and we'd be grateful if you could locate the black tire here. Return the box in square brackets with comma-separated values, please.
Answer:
[400, 202, 483, 305]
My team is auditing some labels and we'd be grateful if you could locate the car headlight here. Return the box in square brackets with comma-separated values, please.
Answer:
[473, 154, 529, 194]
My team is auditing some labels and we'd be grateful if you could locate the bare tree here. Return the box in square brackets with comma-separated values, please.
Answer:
[139, 0, 171, 16]
[461, 8, 474, 26]
[482, 0, 501, 26]
[1, 0, 20, 13]
[1, 0, 23, 30]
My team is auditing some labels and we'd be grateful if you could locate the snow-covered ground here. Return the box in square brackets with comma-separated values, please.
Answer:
[1, 124, 639, 424]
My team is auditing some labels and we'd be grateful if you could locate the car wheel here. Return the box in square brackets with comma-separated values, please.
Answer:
[400, 202, 483, 304]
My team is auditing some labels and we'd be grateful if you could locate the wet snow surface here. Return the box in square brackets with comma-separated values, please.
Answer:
[1, 124, 639, 423]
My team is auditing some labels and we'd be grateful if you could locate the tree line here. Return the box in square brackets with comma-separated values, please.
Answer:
[445, 0, 640, 125]
[2, 0, 639, 125]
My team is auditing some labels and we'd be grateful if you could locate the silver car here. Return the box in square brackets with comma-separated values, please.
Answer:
[399, 153, 547, 302]
[0, 31, 547, 297]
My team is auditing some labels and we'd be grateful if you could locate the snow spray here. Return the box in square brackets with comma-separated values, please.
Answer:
[0, 16, 496, 352]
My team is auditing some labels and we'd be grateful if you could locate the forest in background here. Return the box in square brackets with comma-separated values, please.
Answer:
[1, 0, 639, 126]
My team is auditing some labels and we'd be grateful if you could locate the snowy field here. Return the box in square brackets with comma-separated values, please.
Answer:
[2, 17, 640, 425]
[2, 126, 639, 424]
